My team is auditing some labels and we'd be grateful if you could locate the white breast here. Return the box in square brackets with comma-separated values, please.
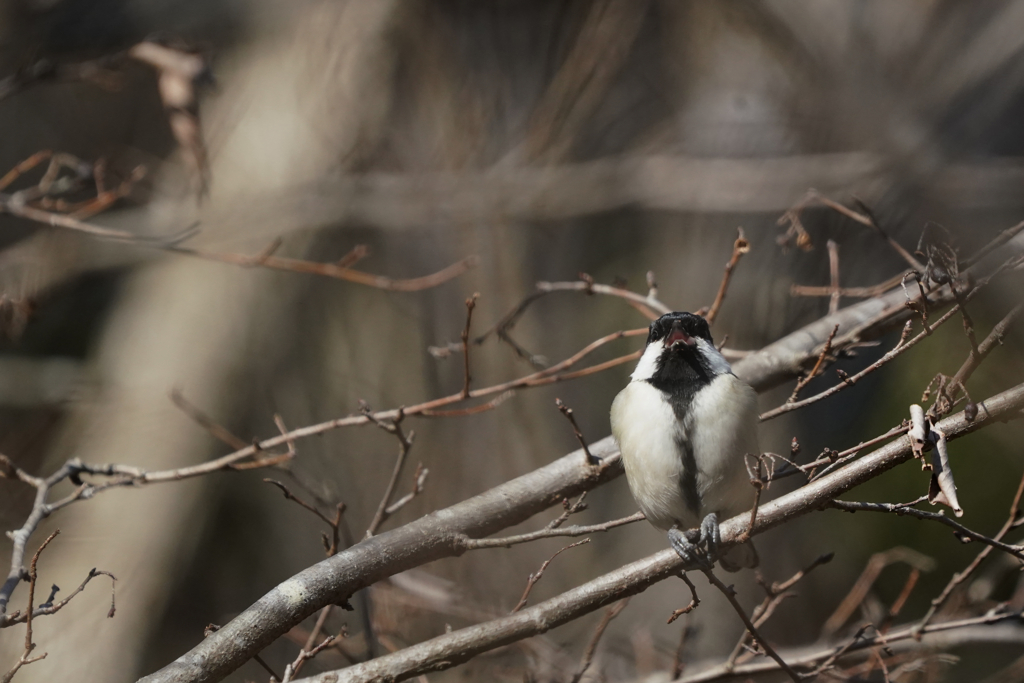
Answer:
[610, 374, 759, 532]
[688, 373, 760, 521]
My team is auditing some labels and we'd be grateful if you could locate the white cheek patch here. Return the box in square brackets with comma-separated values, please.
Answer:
[630, 339, 664, 381]
[694, 337, 733, 376]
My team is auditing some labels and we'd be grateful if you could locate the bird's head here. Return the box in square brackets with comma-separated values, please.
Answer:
[647, 312, 712, 349]
[631, 312, 731, 383]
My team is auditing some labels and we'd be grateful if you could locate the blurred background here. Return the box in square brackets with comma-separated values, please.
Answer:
[1, 1, 1024, 681]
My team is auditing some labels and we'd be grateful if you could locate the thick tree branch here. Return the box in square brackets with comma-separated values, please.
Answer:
[138, 439, 624, 683]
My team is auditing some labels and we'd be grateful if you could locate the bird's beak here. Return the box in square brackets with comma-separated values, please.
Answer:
[666, 328, 694, 347]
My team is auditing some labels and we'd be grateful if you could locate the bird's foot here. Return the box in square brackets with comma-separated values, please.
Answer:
[668, 513, 720, 569]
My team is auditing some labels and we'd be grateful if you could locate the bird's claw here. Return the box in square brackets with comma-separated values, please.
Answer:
[668, 513, 720, 569]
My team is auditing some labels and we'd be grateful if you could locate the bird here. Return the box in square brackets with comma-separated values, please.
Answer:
[610, 311, 758, 571]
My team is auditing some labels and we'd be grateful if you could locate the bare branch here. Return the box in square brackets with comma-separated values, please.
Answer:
[556, 399, 598, 466]
[460, 294, 479, 398]
[666, 574, 700, 625]
[569, 597, 630, 683]
[828, 239, 842, 315]
[169, 245, 479, 292]
[363, 409, 416, 538]
[700, 567, 800, 682]
[704, 228, 750, 326]
[761, 302, 963, 421]
[820, 546, 936, 639]
[457, 512, 644, 550]
[786, 324, 839, 404]
[512, 539, 590, 613]
[913, 468, 1024, 636]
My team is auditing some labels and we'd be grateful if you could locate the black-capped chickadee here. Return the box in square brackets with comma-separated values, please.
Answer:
[610, 312, 758, 571]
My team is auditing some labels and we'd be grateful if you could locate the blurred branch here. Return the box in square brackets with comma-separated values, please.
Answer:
[168, 244, 479, 292]
[569, 597, 630, 683]
[679, 615, 1024, 683]
[0, 151, 478, 290]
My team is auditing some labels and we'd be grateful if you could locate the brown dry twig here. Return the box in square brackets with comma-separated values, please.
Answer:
[851, 197, 927, 272]
[703, 228, 750, 325]
[761, 302, 963, 421]
[724, 553, 834, 670]
[170, 388, 249, 450]
[170, 244, 479, 292]
[700, 567, 802, 682]
[569, 597, 630, 683]
[461, 294, 479, 398]
[457, 512, 644, 550]
[264, 479, 346, 557]
[913, 468, 1024, 637]
[281, 634, 337, 683]
[820, 546, 936, 639]
[512, 539, 590, 613]
[473, 278, 668, 367]
[362, 407, 417, 538]
[787, 324, 839, 404]
[791, 270, 909, 300]
[667, 573, 700, 624]
[2, 529, 59, 683]
[929, 302, 1023, 418]
[556, 399, 598, 466]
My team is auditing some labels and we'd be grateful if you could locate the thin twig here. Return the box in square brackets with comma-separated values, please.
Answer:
[820, 546, 936, 638]
[667, 573, 700, 624]
[473, 280, 668, 350]
[787, 324, 839, 403]
[459, 513, 644, 550]
[963, 220, 1024, 268]
[790, 271, 909, 299]
[172, 244, 479, 291]
[569, 597, 630, 683]
[700, 567, 801, 682]
[1, 530, 59, 683]
[671, 622, 695, 680]
[461, 294, 479, 398]
[282, 634, 337, 683]
[913, 468, 1024, 637]
[828, 500, 1024, 562]
[851, 197, 927, 272]
[556, 399, 597, 466]
[761, 303, 962, 421]
[933, 303, 1022, 417]
[724, 553, 834, 668]
[364, 409, 415, 538]
[264, 479, 341, 538]
[170, 389, 249, 450]
[512, 539, 590, 613]
[705, 228, 750, 325]
[828, 239, 842, 315]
